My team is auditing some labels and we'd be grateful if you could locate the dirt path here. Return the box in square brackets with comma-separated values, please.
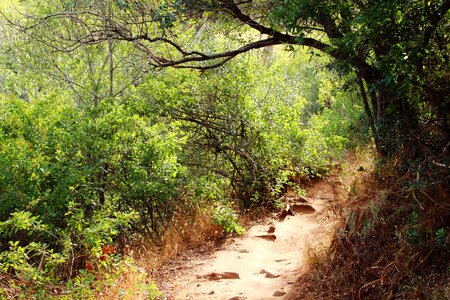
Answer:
[156, 179, 340, 300]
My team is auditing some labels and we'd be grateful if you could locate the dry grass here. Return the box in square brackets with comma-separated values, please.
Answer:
[129, 207, 223, 272]
[90, 206, 224, 299]
[292, 149, 450, 299]
[95, 261, 156, 300]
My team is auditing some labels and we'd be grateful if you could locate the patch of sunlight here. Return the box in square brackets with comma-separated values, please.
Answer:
[0, 0, 22, 11]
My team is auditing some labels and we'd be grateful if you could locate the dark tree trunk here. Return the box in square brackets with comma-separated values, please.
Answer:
[357, 76, 382, 151]
[374, 86, 421, 157]
[358, 66, 421, 157]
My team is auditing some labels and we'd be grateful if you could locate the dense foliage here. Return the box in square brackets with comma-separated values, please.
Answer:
[0, 2, 369, 296]
[14, 0, 447, 157]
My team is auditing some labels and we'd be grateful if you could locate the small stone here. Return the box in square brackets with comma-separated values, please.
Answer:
[255, 234, 276, 241]
[204, 272, 240, 280]
[260, 269, 280, 278]
[297, 196, 309, 203]
[277, 207, 294, 220]
[273, 291, 286, 297]
[222, 272, 240, 279]
[264, 271, 280, 279]
[290, 204, 316, 214]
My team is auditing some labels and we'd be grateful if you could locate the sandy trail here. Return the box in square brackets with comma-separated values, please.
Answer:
[157, 180, 339, 300]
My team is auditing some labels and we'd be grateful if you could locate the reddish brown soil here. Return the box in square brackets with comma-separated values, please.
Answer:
[154, 178, 342, 300]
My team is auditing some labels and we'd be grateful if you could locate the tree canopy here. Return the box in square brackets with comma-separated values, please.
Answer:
[7, 0, 449, 156]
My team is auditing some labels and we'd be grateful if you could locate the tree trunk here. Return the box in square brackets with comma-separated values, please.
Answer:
[374, 86, 420, 157]
[358, 66, 420, 157]
[357, 76, 382, 152]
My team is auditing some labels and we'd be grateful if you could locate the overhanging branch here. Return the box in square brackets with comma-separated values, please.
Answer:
[3, 0, 334, 70]
[150, 38, 283, 69]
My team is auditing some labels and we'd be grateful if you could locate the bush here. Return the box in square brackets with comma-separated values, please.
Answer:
[0, 96, 177, 297]
[211, 204, 245, 235]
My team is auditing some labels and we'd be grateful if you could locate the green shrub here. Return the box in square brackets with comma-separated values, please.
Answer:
[211, 204, 245, 235]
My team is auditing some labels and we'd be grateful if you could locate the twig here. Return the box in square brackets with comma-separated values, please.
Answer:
[358, 278, 381, 299]
[432, 160, 449, 168]
[413, 249, 434, 272]
[412, 192, 425, 210]
[420, 190, 449, 207]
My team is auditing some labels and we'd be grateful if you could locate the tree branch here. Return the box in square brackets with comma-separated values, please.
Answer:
[219, 0, 330, 51]
[4, 0, 333, 70]
[422, 0, 450, 48]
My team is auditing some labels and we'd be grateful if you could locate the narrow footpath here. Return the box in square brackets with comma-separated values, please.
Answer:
[156, 179, 341, 300]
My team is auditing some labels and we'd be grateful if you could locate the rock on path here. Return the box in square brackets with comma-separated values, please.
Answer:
[156, 179, 339, 300]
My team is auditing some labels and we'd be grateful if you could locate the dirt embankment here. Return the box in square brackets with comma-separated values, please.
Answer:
[154, 178, 343, 300]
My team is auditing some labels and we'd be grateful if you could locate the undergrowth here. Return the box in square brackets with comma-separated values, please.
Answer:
[296, 151, 450, 299]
